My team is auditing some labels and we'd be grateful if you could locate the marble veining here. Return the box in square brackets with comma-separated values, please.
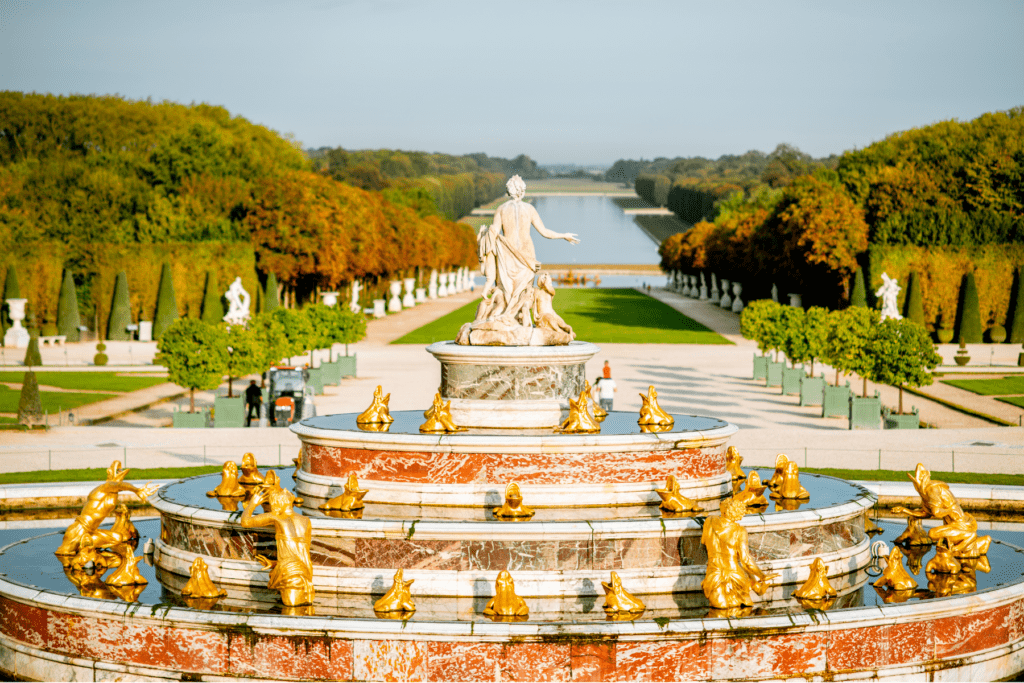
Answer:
[441, 362, 585, 401]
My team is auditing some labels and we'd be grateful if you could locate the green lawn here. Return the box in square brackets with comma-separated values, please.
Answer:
[997, 396, 1024, 409]
[392, 288, 731, 345]
[0, 371, 168, 393]
[803, 467, 1024, 487]
[0, 385, 118, 413]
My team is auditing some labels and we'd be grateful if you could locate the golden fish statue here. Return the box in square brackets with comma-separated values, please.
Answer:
[373, 568, 416, 614]
[104, 543, 148, 587]
[771, 460, 810, 500]
[894, 515, 934, 546]
[765, 453, 789, 490]
[926, 539, 962, 575]
[492, 482, 535, 520]
[873, 546, 917, 592]
[207, 461, 246, 498]
[637, 385, 674, 427]
[483, 570, 529, 619]
[319, 473, 368, 512]
[558, 387, 601, 434]
[602, 571, 645, 615]
[357, 385, 394, 425]
[701, 497, 777, 609]
[725, 446, 745, 481]
[110, 504, 139, 547]
[182, 557, 226, 599]
[239, 452, 265, 485]
[242, 482, 315, 607]
[792, 558, 837, 601]
[655, 475, 699, 513]
[585, 380, 607, 421]
[892, 463, 990, 558]
[734, 471, 769, 509]
[420, 393, 466, 433]
[55, 461, 160, 557]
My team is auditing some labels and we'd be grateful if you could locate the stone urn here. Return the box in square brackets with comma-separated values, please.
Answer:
[388, 281, 403, 313]
[428, 269, 438, 299]
[720, 279, 732, 308]
[319, 292, 340, 307]
[731, 282, 744, 313]
[3, 298, 29, 348]
[402, 278, 416, 308]
[415, 287, 427, 304]
[372, 299, 387, 318]
[438, 273, 449, 297]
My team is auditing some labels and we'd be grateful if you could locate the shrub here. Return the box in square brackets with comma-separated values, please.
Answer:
[903, 271, 925, 326]
[956, 271, 983, 343]
[740, 299, 785, 358]
[1010, 267, 1024, 344]
[155, 318, 228, 412]
[870, 318, 941, 414]
[106, 271, 132, 341]
[23, 335, 41, 367]
[200, 272, 224, 325]
[153, 263, 178, 340]
[56, 269, 81, 342]
[264, 272, 280, 313]
[825, 306, 878, 389]
[94, 342, 109, 366]
[17, 371, 42, 425]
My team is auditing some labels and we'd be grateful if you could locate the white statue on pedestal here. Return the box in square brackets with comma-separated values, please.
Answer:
[223, 278, 251, 325]
[709, 274, 721, 305]
[699, 273, 709, 300]
[3, 298, 29, 348]
[876, 273, 902, 321]
[349, 281, 362, 314]
[771, 283, 779, 303]
[428, 270, 438, 299]
[388, 281, 403, 312]
[456, 176, 579, 346]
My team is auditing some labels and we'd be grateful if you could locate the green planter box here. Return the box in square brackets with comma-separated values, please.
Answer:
[799, 375, 826, 406]
[849, 392, 882, 430]
[884, 406, 920, 430]
[765, 361, 784, 388]
[752, 355, 768, 381]
[213, 396, 245, 429]
[306, 367, 324, 396]
[336, 354, 357, 378]
[173, 410, 207, 428]
[781, 366, 806, 396]
[822, 382, 851, 418]
[320, 361, 342, 386]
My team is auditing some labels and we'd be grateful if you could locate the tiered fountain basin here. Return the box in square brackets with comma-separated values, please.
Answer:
[294, 411, 736, 507]
[150, 468, 874, 599]
[4, 519, 1024, 681]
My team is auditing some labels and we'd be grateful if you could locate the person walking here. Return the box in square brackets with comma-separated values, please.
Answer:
[245, 379, 263, 427]
[598, 364, 616, 412]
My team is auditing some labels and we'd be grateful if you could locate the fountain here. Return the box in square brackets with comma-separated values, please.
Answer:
[2, 178, 1024, 680]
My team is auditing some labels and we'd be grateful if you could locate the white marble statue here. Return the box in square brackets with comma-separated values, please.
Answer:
[388, 281, 403, 312]
[731, 282, 744, 313]
[456, 176, 579, 346]
[349, 281, 363, 314]
[771, 283, 779, 303]
[428, 270, 438, 299]
[876, 273, 902, 321]
[3, 298, 29, 348]
[223, 277, 251, 325]
[402, 278, 416, 308]
[699, 273, 709, 300]
[709, 274, 721, 305]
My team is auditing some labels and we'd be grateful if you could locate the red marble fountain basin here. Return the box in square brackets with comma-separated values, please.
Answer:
[2, 570, 1024, 681]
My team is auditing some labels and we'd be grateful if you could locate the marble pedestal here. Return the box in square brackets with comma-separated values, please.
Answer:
[426, 341, 600, 428]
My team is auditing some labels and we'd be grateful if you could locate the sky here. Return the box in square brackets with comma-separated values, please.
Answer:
[1, 1, 1022, 165]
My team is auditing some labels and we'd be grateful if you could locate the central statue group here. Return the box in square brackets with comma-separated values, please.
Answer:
[456, 175, 580, 346]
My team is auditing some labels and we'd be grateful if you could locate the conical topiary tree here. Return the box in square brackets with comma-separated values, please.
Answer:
[106, 271, 132, 341]
[903, 271, 925, 326]
[1009, 266, 1024, 345]
[264, 272, 280, 313]
[17, 371, 42, 425]
[153, 263, 178, 341]
[56, 269, 82, 342]
[23, 335, 41, 367]
[956, 271, 983, 344]
[200, 271, 224, 325]
[1, 264, 19, 334]
[850, 267, 867, 308]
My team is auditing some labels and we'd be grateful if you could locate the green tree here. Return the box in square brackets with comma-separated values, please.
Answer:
[56, 269, 81, 342]
[740, 299, 785, 360]
[779, 306, 809, 368]
[155, 318, 228, 413]
[17, 371, 42, 425]
[903, 271, 925, 326]
[23, 335, 41, 367]
[956, 271, 983, 343]
[304, 304, 367, 358]
[224, 323, 262, 398]
[270, 308, 316, 362]
[849, 267, 867, 307]
[824, 307, 878, 389]
[2, 264, 20, 334]
[264, 272, 280, 313]
[249, 312, 289, 380]
[106, 271, 132, 341]
[1010, 267, 1024, 344]
[803, 307, 830, 376]
[870, 318, 941, 414]
[200, 272, 224, 325]
[153, 263, 178, 341]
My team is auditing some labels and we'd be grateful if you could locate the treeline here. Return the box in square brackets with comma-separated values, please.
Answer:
[0, 92, 479, 333]
[307, 148, 548, 221]
[659, 108, 1024, 329]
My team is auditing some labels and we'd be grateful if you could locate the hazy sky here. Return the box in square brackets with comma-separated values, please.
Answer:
[1, 1, 1021, 164]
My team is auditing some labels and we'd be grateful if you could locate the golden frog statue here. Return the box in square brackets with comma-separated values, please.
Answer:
[420, 393, 466, 433]
[319, 473, 368, 512]
[492, 482, 535, 520]
[104, 543, 148, 587]
[55, 461, 160, 557]
[725, 446, 745, 481]
[771, 460, 809, 500]
[637, 385, 673, 427]
[207, 461, 246, 498]
[182, 557, 227, 599]
[238, 452, 265, 486]
[601, 571, 645, 616]
[734, 471, 769, 509]
[373, 568, 416, 614]
[241, 480, 315, 607]
[792, 558, 836, 601]
[655, 475, 699, 513]
[557, 387, 601, 434]
[357, 385, 394, 425]
[894, 515, 934, 546]
[483, 570, 529, 619]
[892, 464, 990, 558]
[701, 497, 777, 609]
[925, 539, 962, 575]
[873, 546, 917, 592]
[765, 453, 789, 490]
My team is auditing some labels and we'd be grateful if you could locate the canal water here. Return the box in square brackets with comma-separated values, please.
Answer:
[529, 196, 661, 266]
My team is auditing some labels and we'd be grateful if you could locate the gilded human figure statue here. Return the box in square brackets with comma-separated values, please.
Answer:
[110, 504, 139, 547]
[701, 497, 776, 609]
[357, 385, 394, 425]
[55, 461, 160, 557]
[319, 473, 368, 512]
[241, 482, 315, 607]
[638, 385, 674, 427]
[892, 464, 991, 558]
[238, 453, 265, 485]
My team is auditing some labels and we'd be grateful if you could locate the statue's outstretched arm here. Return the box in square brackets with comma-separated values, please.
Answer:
[531, 207, 579, 244]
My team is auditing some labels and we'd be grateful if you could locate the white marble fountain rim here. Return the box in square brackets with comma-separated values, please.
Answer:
[426, 340, 601, 366]
[290, 421, 739, 453]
